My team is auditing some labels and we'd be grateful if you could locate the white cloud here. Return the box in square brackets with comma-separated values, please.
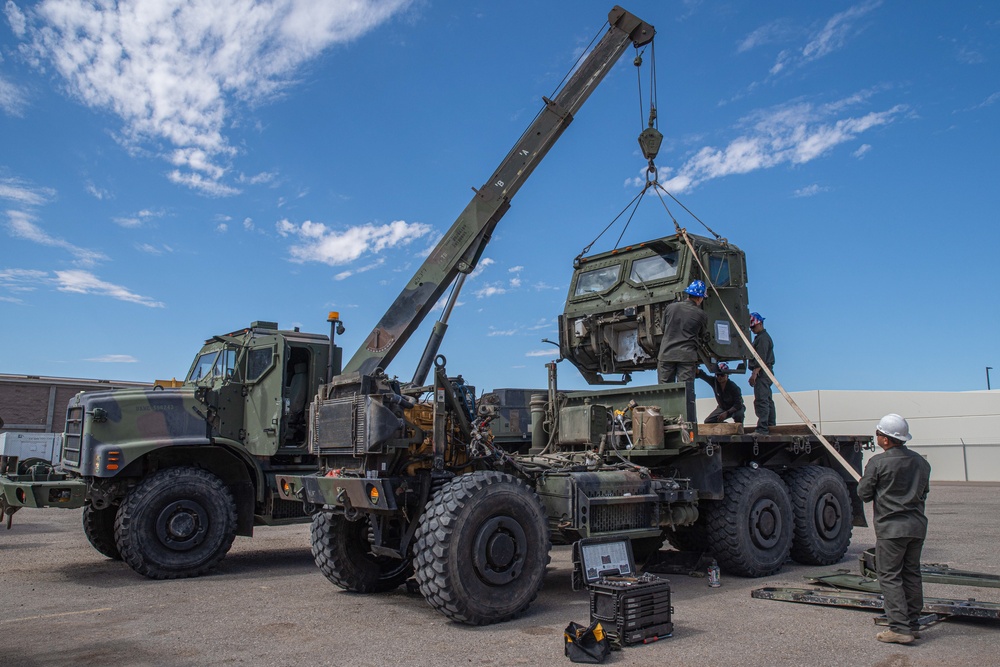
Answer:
[277, 218, 431, 265]
[508, 265, 523, 273]
[136, 242, 172, 255]
[487, 328, 517, 337]
[167, 170, 241, 197]
[0, 177, 55, 206]
[802, 1, 881, 61]
[54, 269, 164, 307]
[763, 2, 881, 78]
[853, 143, 872, 159]
[0, 267, 162, 307]
[525, 349, 555, 357]
[18, 0, 411, 194]
[0, 74, 28, 116]
[4, 1, 26, 37]
[509, 277, 521, 288]
[85, 354, 138, 363]
[6, 210, 106, 266]
[216, 222, 228, 233]
[737, 20, 797, 54]
[792, 184, 828, 198]
[0, 267, 47, 291]
[114, 208, 163, 228]
[468, 256, 494, 280]
[646, 95, 905, 193]
[85, 182, 112, 200]
[474, 283, 507, 298]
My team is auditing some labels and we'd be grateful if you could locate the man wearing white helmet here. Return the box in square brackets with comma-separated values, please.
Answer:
[657, 280, 709, 384]
[858, 414, 932, 645]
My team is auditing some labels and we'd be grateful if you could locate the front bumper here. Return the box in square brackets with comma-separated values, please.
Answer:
[0, 473, 88, 509]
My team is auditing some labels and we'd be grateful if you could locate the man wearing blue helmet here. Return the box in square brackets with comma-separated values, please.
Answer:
[656, 280, 709, 384]
[748, 312, 776, 435]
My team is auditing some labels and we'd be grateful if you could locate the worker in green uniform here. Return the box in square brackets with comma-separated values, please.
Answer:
[656, 280, 709, 384]
[747, 312, 775, 435]
[857, 414, 932, 644]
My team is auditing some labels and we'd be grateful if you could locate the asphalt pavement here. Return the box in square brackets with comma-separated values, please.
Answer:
[1, 482, 997, 667]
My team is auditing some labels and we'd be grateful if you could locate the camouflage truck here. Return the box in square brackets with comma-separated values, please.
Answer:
[0, 318, 343, 579]
[272, 5, 872, 626]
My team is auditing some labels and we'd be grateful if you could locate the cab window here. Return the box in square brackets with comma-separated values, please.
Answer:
[709, 256, 731, 287]
[573, 265, 620, 297]
[630, 252, 679, 284]
[247, 347, 275, 383]
[187, 351, 219, 382]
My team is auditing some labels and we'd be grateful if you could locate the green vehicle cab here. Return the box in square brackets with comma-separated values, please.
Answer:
[0, 320, 338, 580]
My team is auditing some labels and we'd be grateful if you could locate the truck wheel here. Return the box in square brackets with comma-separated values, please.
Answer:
[413, 471, 551, 625]
[310, 511, 413, 593]
[115, 467, 237, 580]
[665, 522, 709, 553]
[783, 466, 852, 565]
[82, 505, 122, 560]
[704, 467, 792, 577]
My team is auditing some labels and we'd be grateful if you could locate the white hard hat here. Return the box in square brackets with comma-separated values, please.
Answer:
[876, 413, 912, 442]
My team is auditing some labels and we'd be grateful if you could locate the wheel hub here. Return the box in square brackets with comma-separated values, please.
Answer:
[749, 497, 782, 549]
[473, 516, 526, 585]
[814, 492, 843, 540]
[156, 500, 208, 552]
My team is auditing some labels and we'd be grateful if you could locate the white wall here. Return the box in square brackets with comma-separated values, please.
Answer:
[696, 389, 1000, 482]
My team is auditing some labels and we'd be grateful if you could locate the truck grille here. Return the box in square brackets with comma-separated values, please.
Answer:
[590, 503, 654, 534]
[311, 395, 367, 456]
[62, 405, 84, 467]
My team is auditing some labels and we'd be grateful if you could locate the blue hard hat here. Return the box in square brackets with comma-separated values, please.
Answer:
[684, 280, 707, 298]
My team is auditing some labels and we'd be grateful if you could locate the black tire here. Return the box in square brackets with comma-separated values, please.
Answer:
[413, 471, 551, 625]
[665, 522, 709, 553]
[783, 465, 853, 565]
[82, 505, 122, 560]
[115, 467, 237, 580]
[310, 511, 413, 593]
[704, 467, 792, 577]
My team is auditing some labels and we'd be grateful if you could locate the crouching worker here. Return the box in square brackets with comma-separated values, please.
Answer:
[697, 362, 745, 424]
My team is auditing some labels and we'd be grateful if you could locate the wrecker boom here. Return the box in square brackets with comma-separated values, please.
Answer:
[339, 6, 654, 383]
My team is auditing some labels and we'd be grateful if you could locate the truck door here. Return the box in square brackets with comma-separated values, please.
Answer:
[704, 251, 749, 360]
[243, 342, 283, 456]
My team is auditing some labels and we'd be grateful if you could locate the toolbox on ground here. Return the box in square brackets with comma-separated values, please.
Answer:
[573, 536, 674, 647]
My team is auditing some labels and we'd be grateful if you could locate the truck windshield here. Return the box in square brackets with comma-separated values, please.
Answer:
[187, 349, 236, 382]
[574, 265, 620, 297]
[630, 252, 679, 284]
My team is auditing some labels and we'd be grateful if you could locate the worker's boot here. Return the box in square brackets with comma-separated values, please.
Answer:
[876, 630, 914, 644]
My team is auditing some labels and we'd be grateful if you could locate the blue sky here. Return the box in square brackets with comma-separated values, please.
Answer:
[1, 0, 998, 396]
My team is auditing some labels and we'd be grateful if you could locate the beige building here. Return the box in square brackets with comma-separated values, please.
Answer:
[698, 389, 1000, 482]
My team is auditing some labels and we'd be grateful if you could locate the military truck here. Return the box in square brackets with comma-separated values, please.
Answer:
[274, 5, 872, 626]
[0, 318, 344, 579]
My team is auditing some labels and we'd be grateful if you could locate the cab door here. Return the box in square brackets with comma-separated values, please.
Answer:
[704, 251, 749, 360]
[243, 341, 283, 456]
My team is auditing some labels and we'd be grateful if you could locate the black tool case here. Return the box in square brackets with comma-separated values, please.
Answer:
[589, 576, 673, 646]
[572, 535, 674, 648]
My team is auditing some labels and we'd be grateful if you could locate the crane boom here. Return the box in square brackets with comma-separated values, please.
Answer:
[341, 6, 654, 381]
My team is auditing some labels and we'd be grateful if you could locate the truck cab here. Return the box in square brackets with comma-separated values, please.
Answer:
[560, 233, 750, 383]
[1, 321, 336, 580]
